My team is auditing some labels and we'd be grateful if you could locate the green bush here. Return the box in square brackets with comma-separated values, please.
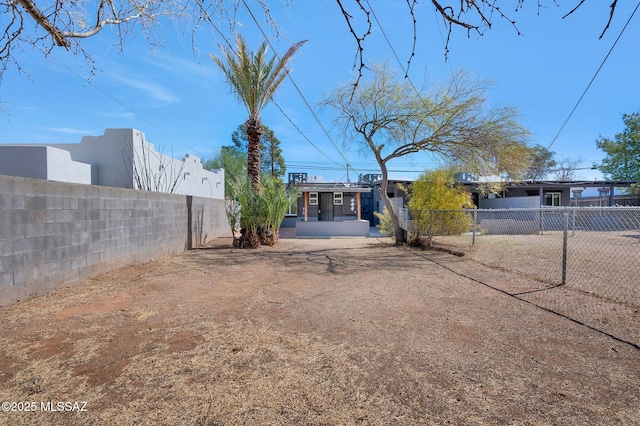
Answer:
[373, 206, 395, 236]
[408, 169, 475, 240]
[229, 177, 295, 248]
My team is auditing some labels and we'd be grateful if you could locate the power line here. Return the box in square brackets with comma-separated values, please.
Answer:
[364, 0, 423, 98]
[48, 55, 207, 159]
[212, 17, 345, 173]
[286, 162, 435, 174]
[547, 1, 640, 150]
[241, 0, 352, 172]
[271, 100, 344, 167]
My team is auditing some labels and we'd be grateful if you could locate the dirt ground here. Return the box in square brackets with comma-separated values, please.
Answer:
[0, 236, 638, 425]
[436, 231, 640, 306]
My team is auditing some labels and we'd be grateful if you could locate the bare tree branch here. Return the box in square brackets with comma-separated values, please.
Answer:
[0, 0, 623, 86]
[335, 0, 618, 92]
[0, 0, 273, 82]
[335, 0, 371, 90]
[562, 0, 617, 39]
[14, 0, 70, 48]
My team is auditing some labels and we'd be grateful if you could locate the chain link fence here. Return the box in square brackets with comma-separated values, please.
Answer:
[399, 207, 640, 347]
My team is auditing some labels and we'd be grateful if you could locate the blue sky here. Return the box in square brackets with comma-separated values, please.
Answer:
[1, 1, 639, 182]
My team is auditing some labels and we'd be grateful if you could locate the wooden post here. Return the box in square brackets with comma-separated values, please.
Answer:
[357, 192, 361, 220]
[304, 191, 308, 221]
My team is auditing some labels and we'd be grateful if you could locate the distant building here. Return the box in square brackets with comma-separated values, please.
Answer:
[288, 172, 308, 185]
[360, 173, 383, 184]
[287, 172, 325, 185]
[460, 180, 638, 208]
[453, 172, 478, 183]
[0, 128, 224, 199]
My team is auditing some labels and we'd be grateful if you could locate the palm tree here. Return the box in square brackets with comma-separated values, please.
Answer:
[210, 34, 306, 192]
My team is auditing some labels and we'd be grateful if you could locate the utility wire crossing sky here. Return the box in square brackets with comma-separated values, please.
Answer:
[1, 1, 639, 182]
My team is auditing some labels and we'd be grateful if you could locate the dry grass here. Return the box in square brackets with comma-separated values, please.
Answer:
[0, 237, 639, 425]
[434, 231, 640, 305]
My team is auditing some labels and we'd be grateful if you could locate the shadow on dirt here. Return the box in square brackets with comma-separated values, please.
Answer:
[186, 239, 425, 275]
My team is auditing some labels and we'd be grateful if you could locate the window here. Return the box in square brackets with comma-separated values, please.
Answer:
[334, 192, 343, 205]
[545, 192, 561, 207]
[287, 199, 298, 215]
[309, 192, 318, 205]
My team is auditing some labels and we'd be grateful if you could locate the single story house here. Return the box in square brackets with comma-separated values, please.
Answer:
[286, 182, 373, 237]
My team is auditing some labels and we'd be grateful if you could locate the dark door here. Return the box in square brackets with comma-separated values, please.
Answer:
[318, 193, 334, 221]
[360, 191, 374, 225]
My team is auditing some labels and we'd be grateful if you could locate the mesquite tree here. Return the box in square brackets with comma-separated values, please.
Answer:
[324, 63, 530, 245]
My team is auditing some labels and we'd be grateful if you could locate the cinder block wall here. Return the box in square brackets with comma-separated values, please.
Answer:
[0, 175, 228, 306]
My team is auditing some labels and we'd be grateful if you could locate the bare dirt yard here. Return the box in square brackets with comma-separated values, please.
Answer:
[0, 236, 638, 425]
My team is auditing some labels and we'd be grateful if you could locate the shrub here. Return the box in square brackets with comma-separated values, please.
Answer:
[407, 168, 475, 241]
[228, 177, 295, 248]
[373, 206, 396, 236]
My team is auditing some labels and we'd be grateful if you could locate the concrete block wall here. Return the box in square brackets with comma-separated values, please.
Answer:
[0, 175, 228, 306]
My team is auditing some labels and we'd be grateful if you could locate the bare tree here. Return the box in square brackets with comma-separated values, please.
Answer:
[552, 157, 582, 181]
[1, 1, 620, 84]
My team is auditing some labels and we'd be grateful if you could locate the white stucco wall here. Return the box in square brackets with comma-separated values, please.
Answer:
[0, 129, 224, 199]
[57, 128, 135, 188]
[181, 154, 224, 199]
[45, 147, 93, 185]
[0, 146, 48, 180]
[117, 130, 224, 199]
[0, 145, 91, 185]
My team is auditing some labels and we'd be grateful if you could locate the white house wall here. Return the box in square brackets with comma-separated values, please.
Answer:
[181, 154, 224, 199]
[57, 128, 135, 189]
[17, 128, 224, 199]
[0, 145, 91, 185]
[122, 131, 223, 199]
[45, 146, 93, 185]
[0, 146, 48, 181]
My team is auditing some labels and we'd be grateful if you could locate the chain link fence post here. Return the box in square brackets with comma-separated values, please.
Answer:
[562, 210, 569, 285]
[428, 210, 434, 248]
[472, 209, 477, 246]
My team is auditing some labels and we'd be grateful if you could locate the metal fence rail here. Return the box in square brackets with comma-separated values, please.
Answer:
[399, 207, 640, 346]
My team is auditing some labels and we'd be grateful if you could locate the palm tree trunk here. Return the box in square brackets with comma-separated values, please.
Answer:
[245, 118, 263, 192]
